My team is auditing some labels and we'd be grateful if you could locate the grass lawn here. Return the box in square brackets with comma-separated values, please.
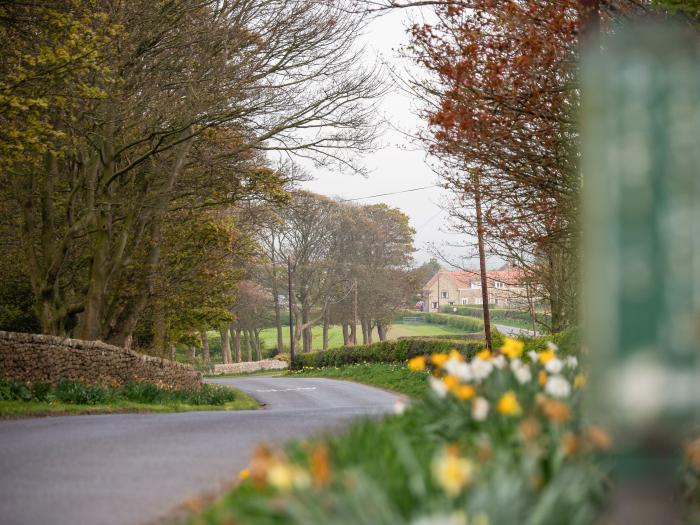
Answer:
[258, 321, 472, 352]
[0, 396, 259, 418]
[288, 362, 428, 398]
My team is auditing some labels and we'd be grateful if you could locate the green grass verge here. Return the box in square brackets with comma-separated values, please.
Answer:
[0, 396, 259, 418]
[288, 363, 428, 398]
[0, 380, 259, 418]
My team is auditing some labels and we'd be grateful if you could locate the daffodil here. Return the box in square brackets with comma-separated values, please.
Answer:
[538, 348, 556, 364]
[496, 391, 522, 416]
[431, 353, 449, 368]
[574, 373, 587, 389]
[444, 359, 473, 382]
[538, 370, 547, 385]
[472, 397, 489, 421]
[429, 376, 448, 398]
[443, 374, 459, 391]
[544, 357, 563, 374]
[501, 338, 524, 359]
[476, 349, 492, 360]
[544, 375, 571, 399]
[267, 460, 311, 491]
[454, 384, 476, 400]
[471, 357, 494, 382]
[432, 447, 473, 497]
[449, 349, 464, 361]
[408, 355, 426, 372]
[239, 468, 251, 481]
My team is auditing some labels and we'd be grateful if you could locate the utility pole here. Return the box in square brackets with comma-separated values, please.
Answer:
[436, 274, 440, 312]
[473, 171, 492, 351]
[287, 255, 295, 364]
[352, 279, 358, 345]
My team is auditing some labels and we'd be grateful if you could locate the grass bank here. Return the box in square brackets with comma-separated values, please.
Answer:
[191, 337, 605, 525]
[0, 380, 259, 418]
[288, 362, 428, 398]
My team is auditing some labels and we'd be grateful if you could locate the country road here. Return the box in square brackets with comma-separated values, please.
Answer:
[493, 323, 535, 337]
[0, 377, 398, 525]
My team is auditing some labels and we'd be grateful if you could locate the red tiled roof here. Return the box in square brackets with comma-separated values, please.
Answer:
[424, 267, 523, 289]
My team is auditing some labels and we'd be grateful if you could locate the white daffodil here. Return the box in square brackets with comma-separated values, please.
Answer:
[472, 397, 490, 421]
[394, 399, 407, 415]
[547, 341, 559, 352]
[544, 357, 564, 374]
[545, 375, 571, 398]
[429, 376, 449, 398]
[513, 363, 532, 384]
[444, 359, 473, 382]
[492, 354, 507, 369]
[471, 358, 494, 382]
[565, 356, 578, 369]
[527, 350, 539, 362]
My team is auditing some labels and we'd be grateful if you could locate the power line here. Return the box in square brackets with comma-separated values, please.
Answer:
[337, 184, 441, 202]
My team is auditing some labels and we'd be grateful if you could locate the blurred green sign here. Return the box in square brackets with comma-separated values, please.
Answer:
[583, 25, 700, 444]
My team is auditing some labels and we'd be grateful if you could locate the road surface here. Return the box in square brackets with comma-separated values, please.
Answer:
[493, 323, 536, 337]
[0, 377, 398, 525]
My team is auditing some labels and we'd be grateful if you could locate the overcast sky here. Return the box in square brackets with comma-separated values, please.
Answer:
[299, 9, 473, 267]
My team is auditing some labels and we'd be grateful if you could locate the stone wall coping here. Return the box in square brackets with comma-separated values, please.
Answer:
[0, 330, 198, 373]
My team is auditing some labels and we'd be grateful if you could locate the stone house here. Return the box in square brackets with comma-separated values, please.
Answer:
[422, 266, 527, 312]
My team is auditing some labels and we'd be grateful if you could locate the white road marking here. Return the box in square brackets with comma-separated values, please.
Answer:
[255, 387, 318, 393]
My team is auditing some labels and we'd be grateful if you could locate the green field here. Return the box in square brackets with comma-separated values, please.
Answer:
[258, 321, 472, 352]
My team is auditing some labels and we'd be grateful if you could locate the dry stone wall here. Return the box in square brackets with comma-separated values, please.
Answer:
[212, 359, 288, 375]
[0, 331, 202, 390]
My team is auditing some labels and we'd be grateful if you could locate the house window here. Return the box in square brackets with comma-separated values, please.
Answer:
[461, 298, 469, 305]
[448, 301, 454, 306]
[474, 297, 482, 305]
[431, 301, 438, 310]
[495, 281, 505, 289]
[441, 291, 449, 299]
[470, 281, 481, 289]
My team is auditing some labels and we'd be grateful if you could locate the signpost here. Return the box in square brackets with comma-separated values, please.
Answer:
[582, 24, 700, 522]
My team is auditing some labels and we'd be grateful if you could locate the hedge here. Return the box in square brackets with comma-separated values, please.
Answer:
[292, 338, 489, 369]
[396, 310, 484, 332]
[441, 305, 551, 329]
[291, 327, 580, 370]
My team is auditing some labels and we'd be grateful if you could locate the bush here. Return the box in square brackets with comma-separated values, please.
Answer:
[54, 380, 110, 405]
[292, 338, 488, 369]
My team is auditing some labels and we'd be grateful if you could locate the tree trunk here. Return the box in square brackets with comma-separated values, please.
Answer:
[361, 319, 369, 344]
[342, 323, 350, 346]
[271, 245, 284, 353]
[220, 327, 232, 364]
[234, 327, 242, 362]
[377, 321, 388, 341]
[254, 330, 262, 361]
[245, 329, 253, 361]
[302, 305, 311, 353]
[350, 321, 357, 346]
[322, 312, 329, 351]
[200, 331, 210, 364]
[188, 345, 196, 360]
[152, 305, 167, 357]
[169, 342, 176, 361]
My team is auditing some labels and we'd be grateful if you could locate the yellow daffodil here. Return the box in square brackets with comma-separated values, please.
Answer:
[496, 391, 522, 416]
[310, 444, 331, 487]
[432, 446, 473, 497]
[538, 370, 547, 385]
[538, 348, 556, 364]
[239, 468, 251, 481]
[408, 356, 426, 372]
[454, 384, 476, 400]
[574, 373, 587, 389]
[442, 374, 459, 391]
[476, 349, 492, 360]
[449, 349, 464, 361]
[501, 338, 524, 359]
[267, 461, 311, 491]
[431, 353, 449, 367]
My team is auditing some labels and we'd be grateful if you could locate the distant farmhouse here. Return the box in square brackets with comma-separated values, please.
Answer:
[422, 265, 527, 312]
